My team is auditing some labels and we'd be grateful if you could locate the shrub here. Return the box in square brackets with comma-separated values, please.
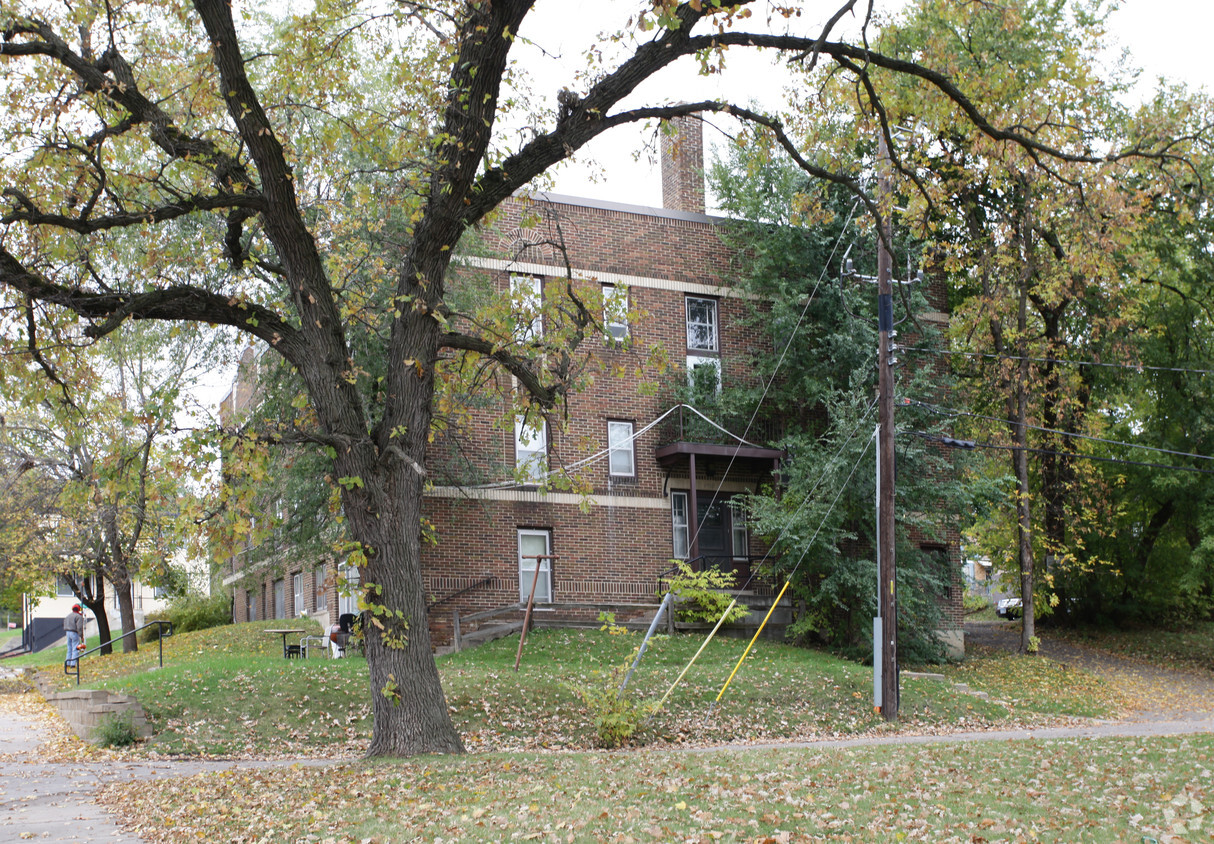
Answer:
[93, 713, 139, 748]
[567, 659, 654, 748]
[141, 591, 231, 643]
[665, 561, 751, 625]
[963, 593, 992, 614]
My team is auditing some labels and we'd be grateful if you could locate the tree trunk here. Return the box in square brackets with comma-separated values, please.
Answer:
[76, 574, 112, 656]
[1014, 199, 1036, 655]
[111, 569, 139, 653]
[326, 318, 464, 757]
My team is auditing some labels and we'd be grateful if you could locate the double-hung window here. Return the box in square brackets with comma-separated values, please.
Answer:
[338, 565, 360, 617]
[607, 420, 635, 478]
[517, 528, 553, 603]
[273, 579, 285, 619]
[514, 415, 548, 483]
[671, 492, 689, 559]
[686, 296, 721, 392]
[293, 572, 305, 617]
[314, 564, 327, 611]
[511, 274, 543, 342]
[603, 283, 628, 342]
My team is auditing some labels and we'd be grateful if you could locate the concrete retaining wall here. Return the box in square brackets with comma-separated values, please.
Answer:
[46, 689, 152, 744]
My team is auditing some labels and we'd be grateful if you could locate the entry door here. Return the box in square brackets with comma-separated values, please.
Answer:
[518, 529, 552, 603]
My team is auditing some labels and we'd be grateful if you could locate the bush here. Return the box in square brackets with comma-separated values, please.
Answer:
[567, 659, 654, 748]
[665, 561, 751, 625]
[141, 591, 231, 643]
[93, 713, 139, 748]
[963, 593, 992, 614]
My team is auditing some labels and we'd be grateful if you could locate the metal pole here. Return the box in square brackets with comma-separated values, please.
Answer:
[876, 131, 899, 721]
[620, 592, 673, 691]
[514, 554, 557, 671]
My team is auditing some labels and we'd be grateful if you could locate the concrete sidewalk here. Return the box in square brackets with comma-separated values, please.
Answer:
[0, 680, 332, 843]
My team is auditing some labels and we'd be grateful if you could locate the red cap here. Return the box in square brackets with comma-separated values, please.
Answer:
[72, 604, 81, 612]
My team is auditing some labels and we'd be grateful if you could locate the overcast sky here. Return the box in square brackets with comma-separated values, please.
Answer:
[531, 0, 1214, 207]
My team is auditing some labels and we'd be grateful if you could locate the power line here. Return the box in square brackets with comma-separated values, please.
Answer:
[903, 345, 1214, 377]
[910, 431, 1214, 477]
[908, 398, 1214, 464]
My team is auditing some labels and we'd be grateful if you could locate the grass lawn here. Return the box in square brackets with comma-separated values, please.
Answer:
[101, 734, 1214, 843]
[1052, 620, 1214, 675]
[26, 620, 1121, 757]
[19, 620, 1212, 841]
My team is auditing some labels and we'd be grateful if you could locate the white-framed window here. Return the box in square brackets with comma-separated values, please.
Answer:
[603, 283, 628, 342]
[56, 575, 75, 597]
[293, 572, 305, 616]
[273, 579, 285, 619]
[607, 420, 635, 478]
[671, 492, 689, 559]
[517, 528, 553, 603]
[314, 564, 328, 611]
[729, 500, 749, 558]
[686, 354, 721, 394]
[686, 296, 718, 352]
[514, 414, 548, 483]
[510, 273, 543, 341]
[338, 565, 360, 617]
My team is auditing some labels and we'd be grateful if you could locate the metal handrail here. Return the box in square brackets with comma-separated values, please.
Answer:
[427, 576, 494, 612]
[64, 620, 174, 686]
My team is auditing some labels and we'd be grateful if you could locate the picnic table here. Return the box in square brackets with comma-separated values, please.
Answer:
[264, 628, 306, 658]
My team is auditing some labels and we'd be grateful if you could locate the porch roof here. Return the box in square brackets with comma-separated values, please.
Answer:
[654, 440, 784, 467]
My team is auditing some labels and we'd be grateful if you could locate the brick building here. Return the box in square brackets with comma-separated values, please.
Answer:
[222, 116, 965, 654]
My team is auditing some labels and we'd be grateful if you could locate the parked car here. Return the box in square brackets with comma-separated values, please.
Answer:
[996, 597, 1023, 619]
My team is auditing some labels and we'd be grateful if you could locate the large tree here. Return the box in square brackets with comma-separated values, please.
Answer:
[0, 0, 1174, 755]
[0, 317, 214, 653]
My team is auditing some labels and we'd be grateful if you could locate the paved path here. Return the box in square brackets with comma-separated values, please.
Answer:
[0, 683, 330, 843]
[966, 619, 1214, 721]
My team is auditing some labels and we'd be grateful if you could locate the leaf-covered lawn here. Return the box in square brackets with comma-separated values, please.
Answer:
[100, 734, 1214, 843]
[29, 623, 1124, 758]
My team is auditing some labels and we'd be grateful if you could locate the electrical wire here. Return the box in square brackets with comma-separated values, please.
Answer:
[903, 345, 1214, 377]
[686, 199, 862, 551]
[909, 431, 1214, 477]
[908, 398, 1214, 464]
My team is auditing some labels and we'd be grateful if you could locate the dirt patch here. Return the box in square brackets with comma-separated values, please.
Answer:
[966, 620, 1214, 721]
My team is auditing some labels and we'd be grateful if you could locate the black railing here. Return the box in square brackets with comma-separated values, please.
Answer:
[427, 576, 495, 613]
[656, 404, 784, 449]
[64, 620, 173, 686]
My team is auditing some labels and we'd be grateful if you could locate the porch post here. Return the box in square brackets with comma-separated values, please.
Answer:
[688, 452, 700, 561]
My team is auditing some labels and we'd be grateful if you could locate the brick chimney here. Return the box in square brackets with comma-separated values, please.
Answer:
[660, 113, 705, 215]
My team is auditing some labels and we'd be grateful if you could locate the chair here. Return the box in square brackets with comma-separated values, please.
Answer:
[299, 635, 327, 658]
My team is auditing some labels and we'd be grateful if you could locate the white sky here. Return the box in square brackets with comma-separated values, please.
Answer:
[531, 0, 1214, 206]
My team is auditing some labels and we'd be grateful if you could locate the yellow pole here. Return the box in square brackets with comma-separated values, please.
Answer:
[714, 580, 792, 704]
[652, 599, 737, 715]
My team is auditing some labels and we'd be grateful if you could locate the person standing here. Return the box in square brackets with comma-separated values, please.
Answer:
[64, 604, 85, 667]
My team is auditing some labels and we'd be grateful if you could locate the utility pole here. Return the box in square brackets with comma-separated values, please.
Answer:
[876, 132, 898, 720]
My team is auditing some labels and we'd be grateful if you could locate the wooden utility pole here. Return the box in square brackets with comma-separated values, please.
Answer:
[876, 132, 899, 720]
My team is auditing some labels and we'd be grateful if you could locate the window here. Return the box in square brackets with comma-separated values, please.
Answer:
[514, 415, 547, 483]
[314, 564, 328, 611]
[152, 585, 169, 599]
[607, 420, 635, 478]
[729, 500, 749, 558]
[686, 355, 721, 394]
[671, 492, 689, 559]
[273, 579, 285, 619]
[517, 529, 553, 603]
[686, 297, 718, 352]
[293, 572, 305, 617]
[510, 274, 542, 341]
[246, 590, 257, 622]
[603, 283, 628, 342]
[338, 565, 360, 616]
[56, 575, 75, 597]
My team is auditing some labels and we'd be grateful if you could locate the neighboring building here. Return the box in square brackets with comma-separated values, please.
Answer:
[224, 116, 965, 653]
[24, 573, 176, 652]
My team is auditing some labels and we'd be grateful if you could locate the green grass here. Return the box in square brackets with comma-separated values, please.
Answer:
[29, 621, 1122, 758]
[1053, 620, 1214, 675]
[101, 733, 1214, 843]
